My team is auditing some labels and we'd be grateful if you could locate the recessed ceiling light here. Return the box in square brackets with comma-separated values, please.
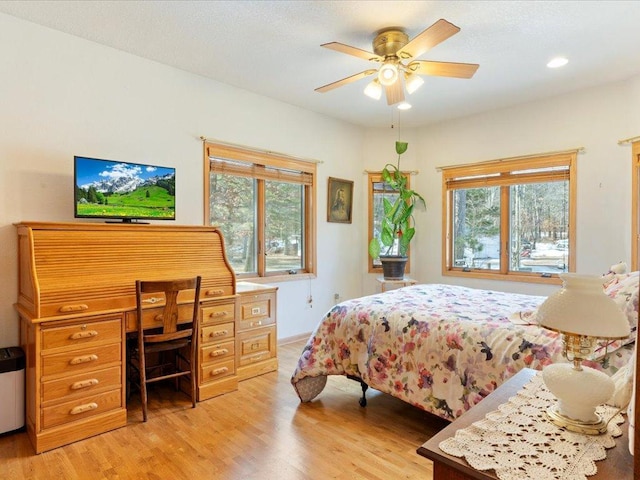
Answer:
[547, 57, 568, 68]
[397, 102, 412, 110]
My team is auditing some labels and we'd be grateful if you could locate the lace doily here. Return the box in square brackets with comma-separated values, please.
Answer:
[439, 372, 625, 480]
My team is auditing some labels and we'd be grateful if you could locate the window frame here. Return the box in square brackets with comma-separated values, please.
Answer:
[441, 151, 578, 284]
[204, 141, 317, 281]
[367, 171, 412, 274]
[631, 140, 640, 270]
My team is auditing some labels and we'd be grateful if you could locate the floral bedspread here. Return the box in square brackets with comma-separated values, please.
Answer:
[290, 284, 633, 421]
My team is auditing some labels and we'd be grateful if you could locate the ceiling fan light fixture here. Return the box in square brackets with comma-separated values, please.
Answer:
[397, 102, 412, 110]
[364, 79, 382, 100]
[378, 61, 399, 86]
[405, 72, 424, 94]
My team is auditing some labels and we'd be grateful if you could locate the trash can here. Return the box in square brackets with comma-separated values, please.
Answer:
[0, 347, 25, 434]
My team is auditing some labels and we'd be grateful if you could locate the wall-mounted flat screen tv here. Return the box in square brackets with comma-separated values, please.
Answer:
[74, 156, 176, 222]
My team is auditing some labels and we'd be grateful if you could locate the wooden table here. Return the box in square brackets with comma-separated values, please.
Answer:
[417, 368, 633, 480]
[376, 277, 417, 292]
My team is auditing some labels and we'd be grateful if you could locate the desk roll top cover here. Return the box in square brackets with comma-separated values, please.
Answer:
[16, 222, 235, 319]
[15, 222, 237, 453]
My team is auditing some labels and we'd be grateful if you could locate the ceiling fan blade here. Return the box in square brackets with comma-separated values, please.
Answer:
[385, 80, 405, 105]
[315, 69, 377, 93]
[397, 19, 460, 60]
[321, 42, 382, 62]
[408, 60, 479, 78]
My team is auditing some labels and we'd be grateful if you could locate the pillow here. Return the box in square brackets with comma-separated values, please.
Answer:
[604, 271, 639, 344]
[602, 261, 629, 289]
[607, 356, 634, 407]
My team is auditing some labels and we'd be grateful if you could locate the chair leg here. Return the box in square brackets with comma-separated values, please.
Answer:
[140, 379, 148, 422]
[191, 368, 197, 409]
[174, 351, 180, 392]
[190, 341, 197, 408]
[139, 342, 148, 423]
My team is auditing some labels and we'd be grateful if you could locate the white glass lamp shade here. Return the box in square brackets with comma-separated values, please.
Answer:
[363, 79, 382, 100]
[378, 62, 399, 86]
[537, 273, 630, 339]
[405, 72, 424, 94]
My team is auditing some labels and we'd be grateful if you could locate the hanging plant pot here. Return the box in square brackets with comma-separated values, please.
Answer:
[379, 255, 408, 280]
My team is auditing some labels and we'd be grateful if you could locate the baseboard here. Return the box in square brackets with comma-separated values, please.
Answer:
[278, 332, 311, 346]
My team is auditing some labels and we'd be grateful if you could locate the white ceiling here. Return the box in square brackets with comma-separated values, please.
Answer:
[1, 1, 639, 128]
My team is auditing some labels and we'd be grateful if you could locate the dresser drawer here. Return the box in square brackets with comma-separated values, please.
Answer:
[200, 359, 235, 383]
[237, 326, 276, 367]
[125, 303, 196, 332]
[201, 303, 235, 326]
[200, 285, 234, 300]
[42, 343, 121, 378]
[238, 293, 275, 331]
[201, 322, 234, 344]
[42, 388, 122, 429]
[200, 340, 235, 365]
[42, 318, 121, 351]
[42, 366, 122, 404]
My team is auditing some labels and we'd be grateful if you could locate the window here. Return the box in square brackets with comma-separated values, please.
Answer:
[368, 171, 412, 273]
[442, 151, 577, 283]
[204, 142, 316, 279]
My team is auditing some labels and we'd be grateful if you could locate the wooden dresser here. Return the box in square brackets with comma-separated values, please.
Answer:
[14, 222, 242, 453]
[236, 282, 278, 381]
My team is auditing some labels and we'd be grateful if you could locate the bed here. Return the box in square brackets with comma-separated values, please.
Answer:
[291, 277, 638, 421]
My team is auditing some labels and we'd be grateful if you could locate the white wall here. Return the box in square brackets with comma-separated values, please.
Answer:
[2, 13, 639, 349]
[364, 75, 640, 298]
[0, 14, 365, 348]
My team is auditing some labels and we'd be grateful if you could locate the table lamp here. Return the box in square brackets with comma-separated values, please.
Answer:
[537, 273, 631, 434]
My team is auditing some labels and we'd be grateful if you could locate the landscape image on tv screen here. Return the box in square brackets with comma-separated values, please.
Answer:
[75, 156, 176, 221]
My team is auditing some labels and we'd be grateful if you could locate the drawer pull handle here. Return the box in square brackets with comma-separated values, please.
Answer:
[69, 402, 98, 415]
[250, 321, 262, 327]
[71, 378, 99, 390]
[211, 367, 228, 376]
[69, 354, 98, 365]
[251, 343, 261, 350]
[205, 289, 225, 297]
[209, 311, 227, 318]
[69, 330, 98, 340]
[211, 349, 229, 357]
[251, 307, 261, 315]
[58, 304, 89, 313]
[248, 354, 265, 364]
[211, 330, 228, 337]
[143, 297, 163, 304]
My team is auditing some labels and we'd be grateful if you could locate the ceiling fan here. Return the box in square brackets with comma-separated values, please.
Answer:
[315, 19, 479, 105]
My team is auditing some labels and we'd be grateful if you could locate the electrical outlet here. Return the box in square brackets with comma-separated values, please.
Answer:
[334, 293, 340, 301]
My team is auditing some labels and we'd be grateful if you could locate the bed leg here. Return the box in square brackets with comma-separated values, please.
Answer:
[347, 375, 368, 407]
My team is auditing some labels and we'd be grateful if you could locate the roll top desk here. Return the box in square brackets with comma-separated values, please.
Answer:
[14, 222, 277, 453]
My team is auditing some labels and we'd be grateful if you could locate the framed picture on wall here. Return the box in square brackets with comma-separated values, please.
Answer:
[327, 177, 353, 224]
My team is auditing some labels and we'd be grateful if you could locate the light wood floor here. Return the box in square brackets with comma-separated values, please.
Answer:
[0, 340, 448, 479]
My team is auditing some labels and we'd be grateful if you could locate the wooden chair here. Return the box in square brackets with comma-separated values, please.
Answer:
[129, 276, 201, 422]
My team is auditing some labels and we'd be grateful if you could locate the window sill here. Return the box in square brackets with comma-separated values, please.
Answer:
[236, 272, 316, 284]
[442, 269, 564, 285]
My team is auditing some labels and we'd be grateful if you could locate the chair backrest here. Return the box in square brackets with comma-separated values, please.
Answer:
[135, 277, 202, 341]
